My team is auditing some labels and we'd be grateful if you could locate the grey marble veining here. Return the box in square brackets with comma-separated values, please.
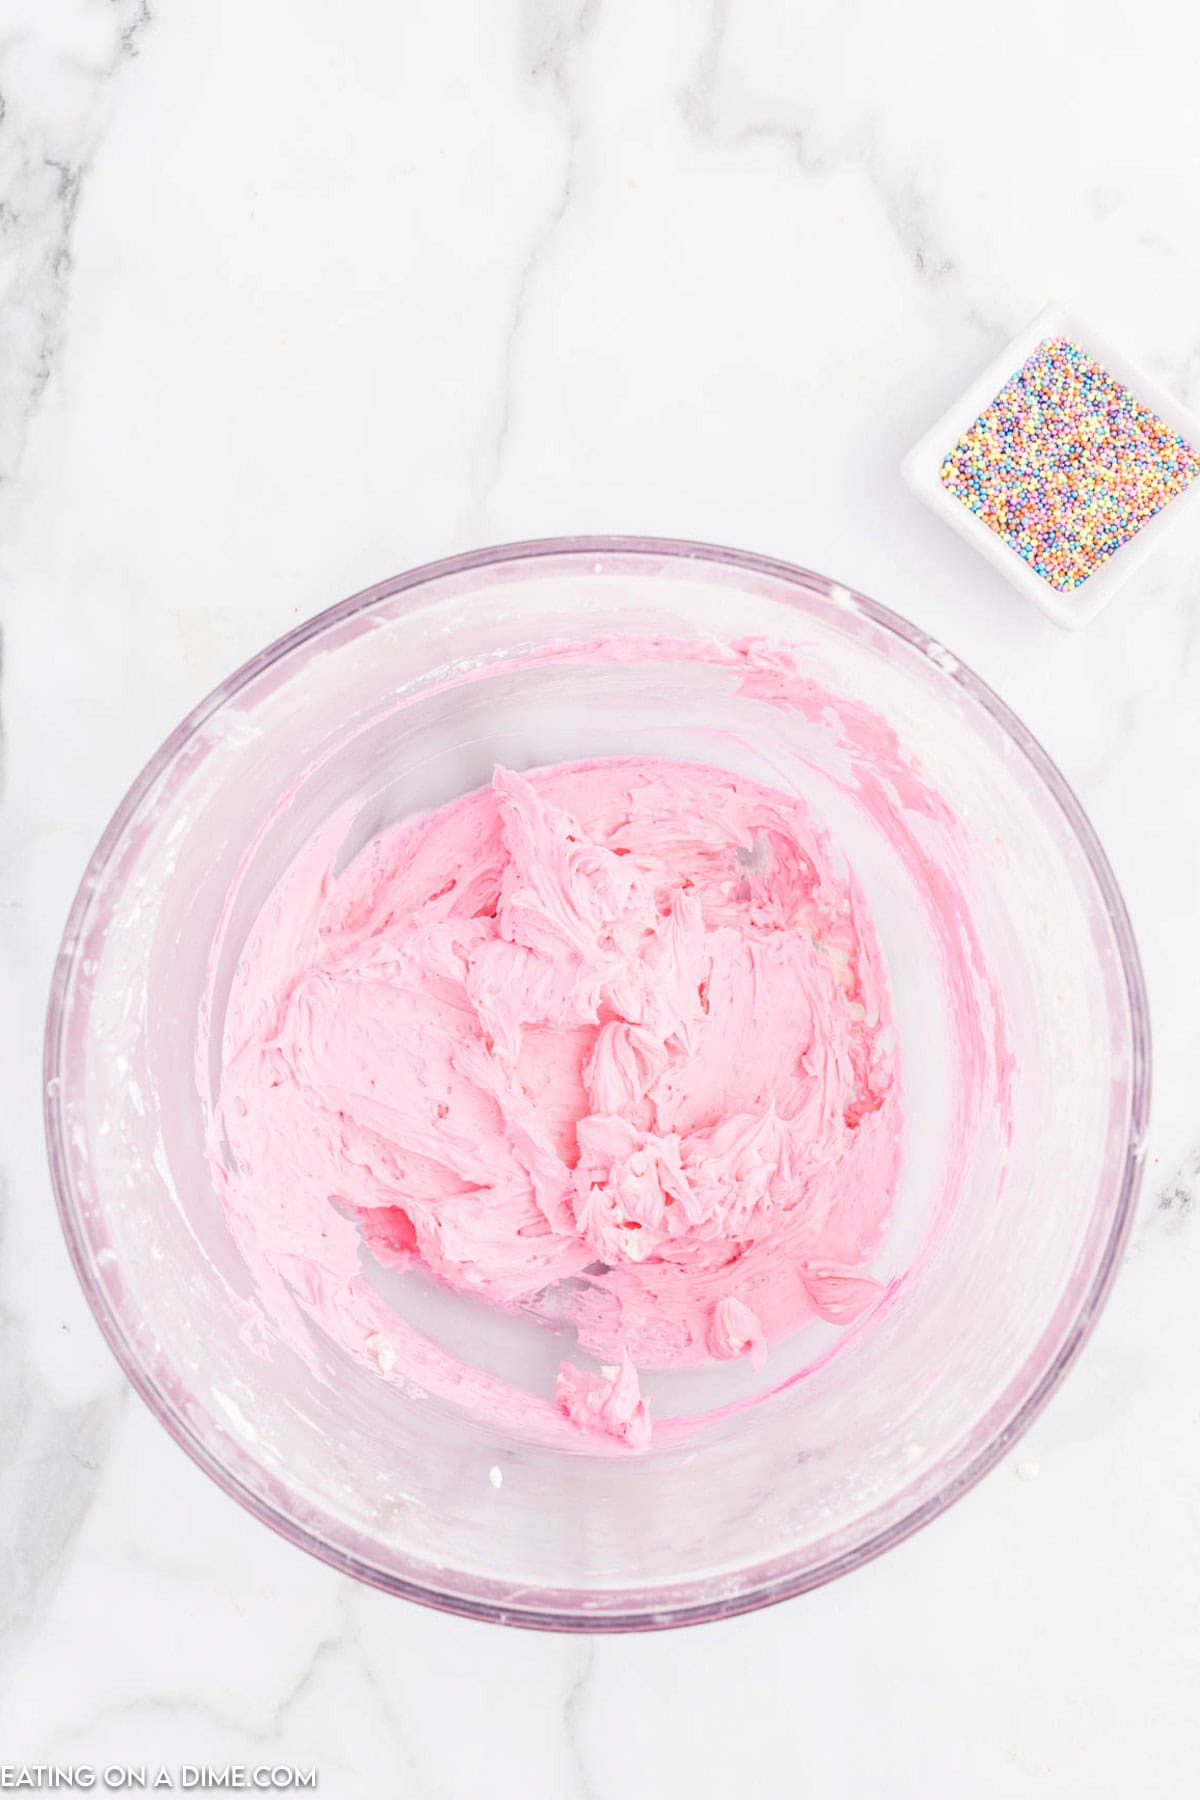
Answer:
[0, 0, 150, 484]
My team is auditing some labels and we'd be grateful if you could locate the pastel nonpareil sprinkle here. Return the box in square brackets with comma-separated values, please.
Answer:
[939, 338, 1200, 592]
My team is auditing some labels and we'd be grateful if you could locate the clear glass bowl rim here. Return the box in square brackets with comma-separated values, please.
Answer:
[43, 535, 1151, 1632]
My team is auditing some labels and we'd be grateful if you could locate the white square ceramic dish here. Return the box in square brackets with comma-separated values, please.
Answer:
[903, 304, 1200, 629]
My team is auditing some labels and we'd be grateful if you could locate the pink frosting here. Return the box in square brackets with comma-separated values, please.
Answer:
[555, 1357, 651, 1450]
[709, 1296, 768, 1369]
[215, 752, 900, 1448]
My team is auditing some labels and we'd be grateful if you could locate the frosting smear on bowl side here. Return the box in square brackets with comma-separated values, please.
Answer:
[215, 755, 901, 1450]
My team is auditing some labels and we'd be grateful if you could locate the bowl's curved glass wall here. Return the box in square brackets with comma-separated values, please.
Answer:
[46, 541, 1147, 1629]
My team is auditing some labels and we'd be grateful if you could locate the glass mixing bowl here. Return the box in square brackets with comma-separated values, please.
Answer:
[45, 538, 1148, 1630]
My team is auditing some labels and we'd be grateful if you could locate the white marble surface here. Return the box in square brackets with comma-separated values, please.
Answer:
[2, 0, 1199, 1792]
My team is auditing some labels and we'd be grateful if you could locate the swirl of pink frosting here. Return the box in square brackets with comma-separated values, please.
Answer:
[215, 751, 900, 1449]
